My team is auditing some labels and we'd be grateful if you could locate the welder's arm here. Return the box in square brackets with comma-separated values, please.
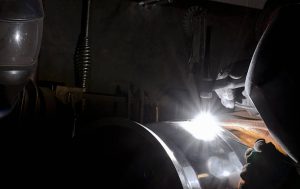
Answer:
[239, 140, 300, 189]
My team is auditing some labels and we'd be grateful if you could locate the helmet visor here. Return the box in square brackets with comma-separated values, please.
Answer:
[0, 19, 43, 66]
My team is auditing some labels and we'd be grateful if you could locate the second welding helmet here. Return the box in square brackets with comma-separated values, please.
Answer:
[245, 4, 300, 163]
[0, 0, 44, 118]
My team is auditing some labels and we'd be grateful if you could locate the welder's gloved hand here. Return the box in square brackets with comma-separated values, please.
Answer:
[239, 139, 300, 189]
[215, 88, 235, 109]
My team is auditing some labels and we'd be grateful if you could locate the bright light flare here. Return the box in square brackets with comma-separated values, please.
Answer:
[14, 31, 22, 45]
[179, 112, 221, 141]
[207, 152, 243, 179]
[221, 170, 230, 177]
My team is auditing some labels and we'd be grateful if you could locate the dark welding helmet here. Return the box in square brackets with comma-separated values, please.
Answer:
[0, 0, 44, 118]
[245, 4, 300, 163]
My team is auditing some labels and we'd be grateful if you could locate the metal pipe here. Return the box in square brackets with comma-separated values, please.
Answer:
[138, 0, 173, 6]
[82, 0, 91, 38]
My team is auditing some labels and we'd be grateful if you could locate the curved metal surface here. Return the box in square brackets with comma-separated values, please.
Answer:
[147, 121, 247, 189]
[75, 119, 184, 189]
[75, 118, 247, 189]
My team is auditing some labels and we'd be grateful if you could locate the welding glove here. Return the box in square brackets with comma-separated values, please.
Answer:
[215, 88, 235, 109]
[239, 139, 300, 189]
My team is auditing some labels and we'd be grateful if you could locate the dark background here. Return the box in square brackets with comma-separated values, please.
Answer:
[37, 0, 265, 121]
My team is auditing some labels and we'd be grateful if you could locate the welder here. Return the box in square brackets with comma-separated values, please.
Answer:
[0, 0, 44, 124]
[238, 2, 300, 189]
[0, 0, 72, 139]
[0, 0, 72, 185]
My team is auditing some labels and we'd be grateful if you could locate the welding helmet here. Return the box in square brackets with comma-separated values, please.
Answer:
[0, 0, 44, 118]
[245, 4, 300, 163]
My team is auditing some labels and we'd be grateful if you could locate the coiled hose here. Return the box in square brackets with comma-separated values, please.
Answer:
[74, 0, 91, 92]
